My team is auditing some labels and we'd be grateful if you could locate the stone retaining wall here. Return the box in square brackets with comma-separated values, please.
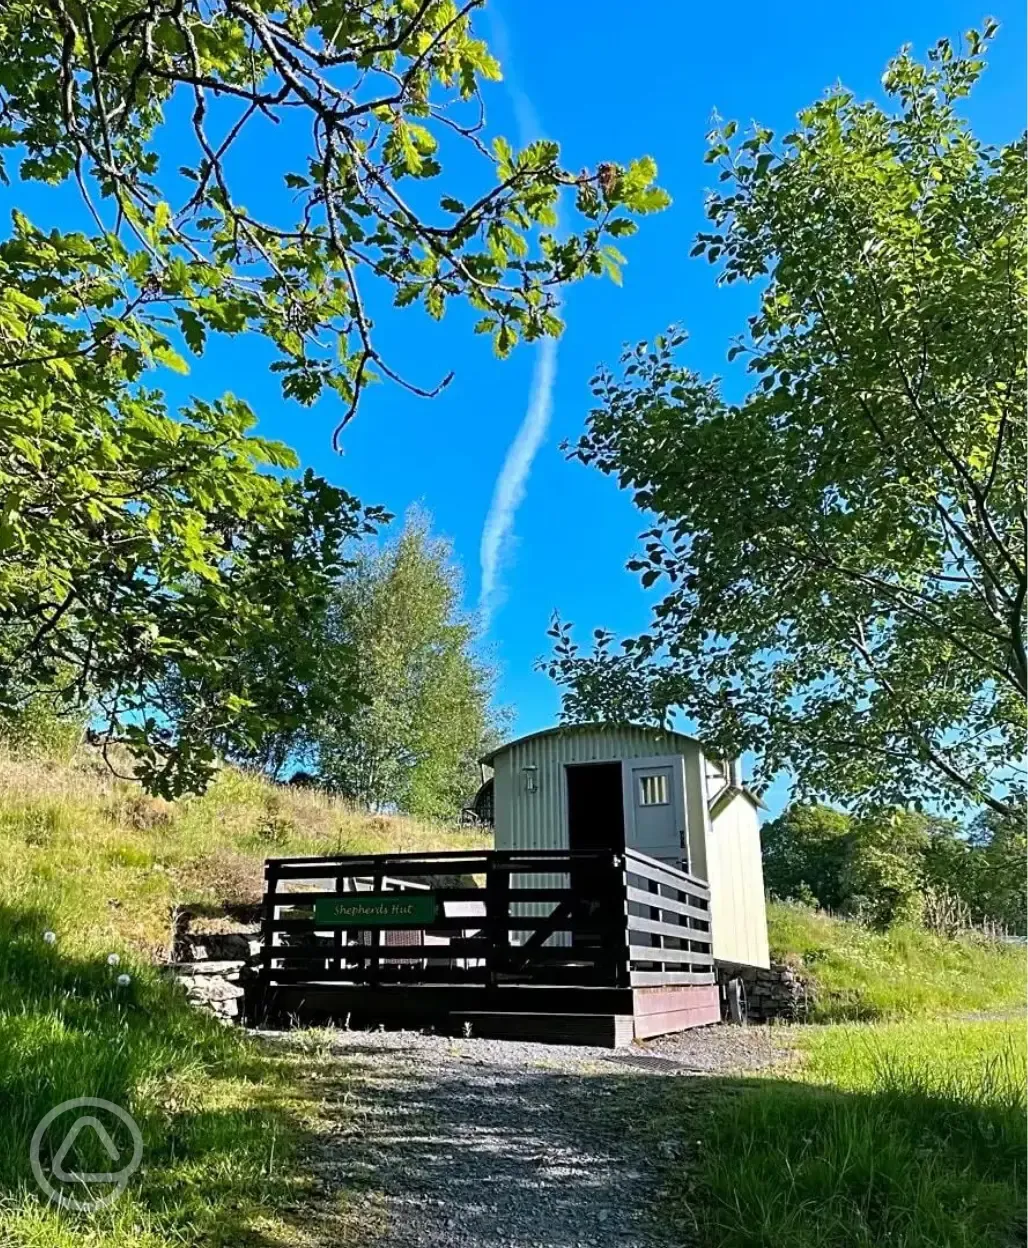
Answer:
[168, 910, 262, 1023]
[716, 959, 815, 1022]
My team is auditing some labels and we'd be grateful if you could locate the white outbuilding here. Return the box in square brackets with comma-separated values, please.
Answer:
[478, 722, 769, 970]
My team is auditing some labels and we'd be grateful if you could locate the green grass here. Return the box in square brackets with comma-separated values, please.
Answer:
[0, 746, 484, 1246]
[0, 747, 484, 959]
[655, 905, 1026, 1245]
[663, 1020, 1027, 1248]
[768, 900, 1025, 1021]
[0, 906, 322, 1246]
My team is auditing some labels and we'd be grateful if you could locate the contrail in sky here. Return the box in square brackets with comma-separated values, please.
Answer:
[478, 11, 560, 632]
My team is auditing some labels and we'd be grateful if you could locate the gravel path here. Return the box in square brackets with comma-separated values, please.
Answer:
[269, 1024, 793, 1247]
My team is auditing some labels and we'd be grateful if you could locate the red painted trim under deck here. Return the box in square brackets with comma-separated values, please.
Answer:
[632, 984, 721, 1038]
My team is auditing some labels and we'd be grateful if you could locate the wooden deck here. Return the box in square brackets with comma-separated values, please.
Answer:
[253, 847, 720, 1045]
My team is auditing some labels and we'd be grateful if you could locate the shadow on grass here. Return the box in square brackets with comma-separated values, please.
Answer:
[1, 906, 1023, 1248]
[0, 902, 325, 1247]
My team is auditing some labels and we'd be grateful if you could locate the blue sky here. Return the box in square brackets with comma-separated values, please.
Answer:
[320, 1, 1021, 815]
[10, 2, 1025, 815]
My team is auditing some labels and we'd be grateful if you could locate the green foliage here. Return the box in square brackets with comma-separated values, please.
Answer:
[0, 1, 666, 797]
[546, 27, 1025, 817]
[661, 1020, 1026, 1248]
[0, 680, 86, 762]
[762, 804, 853, 913]
[0, 1, 666, 430]
[963, 804, 1028, 934]
[0, 339, 386, 795]
[767, 901, 1025, 1021]
[765, 802, 1027, 930]
[314, 510, 503, 819]
[0, 144, 393, 796]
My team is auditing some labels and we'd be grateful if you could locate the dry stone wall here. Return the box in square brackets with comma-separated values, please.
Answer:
[716, 959, 815, 1022]
[168, 909, 262, 1023]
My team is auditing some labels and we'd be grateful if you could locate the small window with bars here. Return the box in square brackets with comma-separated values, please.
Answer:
[638, 773, 669, 806]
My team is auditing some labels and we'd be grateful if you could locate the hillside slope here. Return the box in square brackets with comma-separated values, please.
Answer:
[0, 747, 486, 959]
[767, 900, 1024, 1021]
[0, 747, 486, 1248]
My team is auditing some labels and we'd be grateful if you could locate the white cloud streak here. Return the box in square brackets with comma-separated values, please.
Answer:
[478, 335, 558, 629]
[477, 10, 560, 632]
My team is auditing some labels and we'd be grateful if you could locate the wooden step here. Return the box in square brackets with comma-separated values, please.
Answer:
[449, 1011, 635, 1048]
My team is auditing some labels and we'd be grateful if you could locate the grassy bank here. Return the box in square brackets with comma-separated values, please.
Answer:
[663, 1019, 1026, 1248]
[652, 907, 1026, 1245]
[0, 748, 482, 1246]
[767, 900, 1024, 1021]
[0, 747, 483, 958]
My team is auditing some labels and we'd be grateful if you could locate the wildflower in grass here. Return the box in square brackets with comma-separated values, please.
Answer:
[42, 931, 56, 945]
[117, 974, 131, 987]
[107, 953, 121, 966]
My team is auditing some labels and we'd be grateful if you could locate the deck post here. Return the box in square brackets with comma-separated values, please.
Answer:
[333, 873, 346, 975]
[611, 853, 632, 989]
[368, 871, 383, 987]
[485, 855, 510, 987]
[257, 861, 280, 1023]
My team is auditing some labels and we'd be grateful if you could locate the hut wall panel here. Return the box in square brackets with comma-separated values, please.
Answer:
[500, 725, 705, 852]
[493, 726, 708, 947]
[707, 793, 770, 968]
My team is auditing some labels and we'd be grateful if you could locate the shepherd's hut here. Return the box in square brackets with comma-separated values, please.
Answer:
[478, 722, 769, 970]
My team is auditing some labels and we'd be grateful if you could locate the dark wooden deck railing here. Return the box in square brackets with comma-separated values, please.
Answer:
[257, 848, 714, 998]
[623, 848, 714, 986]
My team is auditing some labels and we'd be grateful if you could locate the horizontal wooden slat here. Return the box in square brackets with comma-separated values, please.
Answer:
[500, 947, 618, 967]
[626, 914, 714, 945]
[271, 860, 487, 881]
[273, 875, 432, 893]
[272, 938, 491, 961]
[262, 966, 490, 986]
[267, 853, 620, 881]
[269, 902, 488, 919]
[262, 964, 625, 988]
[266, 913, 489, 933]
[629, 944, 713, 965]
[271, 937, 621, 961]
[268, 848, 616, 865]
[269, 890, 453, 906]
[267, 850, 490, 867]
[630, 970, 717, 987]
[264, 981, 633, 1012]
[266, 850, 484, 865]
[266, 917, 618, 939]
[492, 966, 622, 987]
[624, 857, 710, 898]
[625, 887, 711, 923]
[626, 879, 710, 912]
[629, 946, 713, 966]
[268, 886, 586, 908]
[624, 848, 710, 888]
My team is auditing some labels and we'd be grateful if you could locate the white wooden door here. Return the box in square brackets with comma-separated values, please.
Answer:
[622, 755, 688, 870]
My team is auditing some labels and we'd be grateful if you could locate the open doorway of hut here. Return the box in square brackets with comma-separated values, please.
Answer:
[565, 763, 625, 953]
[566, 762, 625, 853]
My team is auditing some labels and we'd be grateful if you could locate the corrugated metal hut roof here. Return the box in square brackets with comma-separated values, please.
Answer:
[480, 721, 765, 810]
[479, 721, 703, 766]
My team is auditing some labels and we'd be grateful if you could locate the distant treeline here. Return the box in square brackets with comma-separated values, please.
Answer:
[3, 509, 504, 823]
[763, 803, 1026, 933]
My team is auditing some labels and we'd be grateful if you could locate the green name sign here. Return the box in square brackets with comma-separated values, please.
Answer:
[313, 893, 438, 927]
